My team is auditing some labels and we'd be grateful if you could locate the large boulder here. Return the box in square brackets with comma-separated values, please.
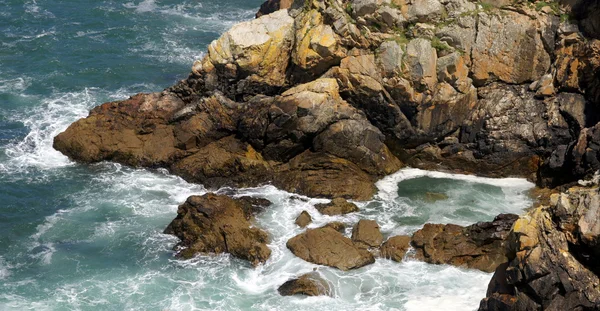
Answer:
[286, 227, 375, 270]
[277, 272, 332, 296]
[479, 186, 600, 310]
[411, 214, 519, 272]
[164, 194, 271, 266]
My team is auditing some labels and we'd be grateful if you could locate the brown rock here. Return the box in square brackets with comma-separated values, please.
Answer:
[274, 151, 377, 201]
[164, 194, 271, 266]
[256, 0, 295, 18]
[479, 186, 600, 310]
[277, 272, 331, 296]
[170, 136, 273, 189]
[380, 235, 411, 262]
[411, 214, 519, 272]
[295, 211, 312, 228]
[351, 220, 384, 248]
[320, 221, 346, 232]
[314, 198, 359, 216]
[286, 227, 375, 270]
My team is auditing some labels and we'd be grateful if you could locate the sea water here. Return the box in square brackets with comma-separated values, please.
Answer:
[0, 1, 534, 310]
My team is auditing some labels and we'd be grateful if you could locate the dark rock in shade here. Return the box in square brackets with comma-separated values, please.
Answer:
[164, 194, 271, 266]
[314, 198, 359, 216]
[277, 272, 331, 297]
[411, 214, 518, 272]
[380, 235, 411, 262]
[479, 186, 600, 311]
[286, 227, 374, 270]
[295, 211, 312, 228]
[256, 0, 295, 18]
[273, 151, 380, 201]
[237, 196, 273, 219]
[351, 220, 384, 249]
[320, 221, 346, 233]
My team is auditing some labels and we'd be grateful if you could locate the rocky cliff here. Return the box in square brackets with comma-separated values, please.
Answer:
[53, 0, 600, 307]
[54, 0, 600, 198]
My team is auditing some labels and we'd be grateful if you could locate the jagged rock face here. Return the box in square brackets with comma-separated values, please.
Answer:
[286, 227, 375, 270]
[479, 187, 600, 310]
[163, 194, 272, 266]
[471, 10, 554, 86]
[277, 272, 332, 296]
[202, 10, 295, 95]
[55, 0, 600, 194]
[411, 214, 519, 273]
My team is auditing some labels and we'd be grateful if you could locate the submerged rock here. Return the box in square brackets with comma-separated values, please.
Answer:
[314, 198, 359, 216]
[277, 272, 332, 297]
[286, 227, 374, 270]
[164, 194, 271, 266]
[411, 214, 519, 272]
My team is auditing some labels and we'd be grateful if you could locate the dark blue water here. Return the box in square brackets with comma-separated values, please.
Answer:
[0, 1, 534, 310]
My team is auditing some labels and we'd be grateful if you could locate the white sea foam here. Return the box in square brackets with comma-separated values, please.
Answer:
[0, 256, 11, 280]
[0, 77, 31, 93]
[3, 89, 95, 172]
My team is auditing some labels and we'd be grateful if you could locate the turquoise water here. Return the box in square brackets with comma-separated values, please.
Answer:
[0, 1, 534, 310]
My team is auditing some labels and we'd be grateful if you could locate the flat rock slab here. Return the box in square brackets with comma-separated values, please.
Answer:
[286, 227, 374, 270]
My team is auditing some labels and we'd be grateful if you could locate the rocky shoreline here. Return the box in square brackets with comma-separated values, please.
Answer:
[52, 0, 600, 308]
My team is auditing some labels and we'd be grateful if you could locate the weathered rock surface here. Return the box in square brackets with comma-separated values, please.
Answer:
[351, 219, 384, 249]
[314, 198, 359, 215]
[286, 227, 375, 270]
[380, 235, 411, 262]
[479, 186, 600, 310]
[277, 272, 332, 296]
[411, 214, 519, 272]
[164, 194, 271, 266]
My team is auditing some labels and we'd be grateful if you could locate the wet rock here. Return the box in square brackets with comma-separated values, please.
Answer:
[278, 272, 332, 296]
[237, 196, 273, 219]
[479, 186, 600, 310]
[380, 235, 411, 262]
[321, 221, 346, 232]
[286, 227, 375, 270]
[411, 214, 519, 272]
[295, 211, 312, 228]
[164, 194, 271, 266]
[314, 198, 359, 216]
[170, 136, 274, 189]
[351, 220, 384, 249]
[423, 192, 448, 203]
